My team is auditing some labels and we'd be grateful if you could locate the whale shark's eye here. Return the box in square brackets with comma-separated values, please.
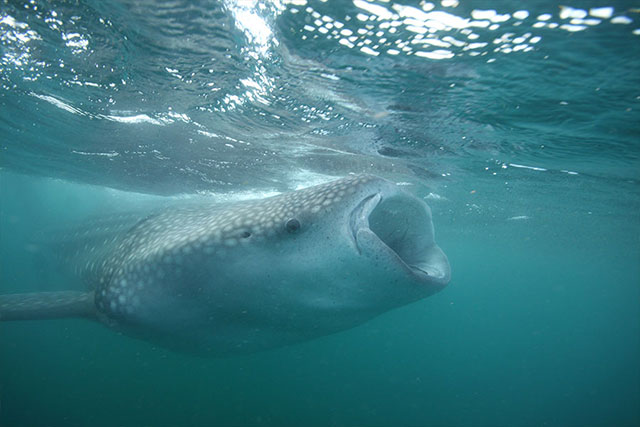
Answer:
[285, 218, 301, 233]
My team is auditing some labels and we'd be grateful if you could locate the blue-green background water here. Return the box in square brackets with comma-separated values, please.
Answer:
[1, 0, 639, 425]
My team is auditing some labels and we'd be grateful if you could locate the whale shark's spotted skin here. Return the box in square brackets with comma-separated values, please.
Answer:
[95, 176, 364, 320]
[1, 175, 451, 355]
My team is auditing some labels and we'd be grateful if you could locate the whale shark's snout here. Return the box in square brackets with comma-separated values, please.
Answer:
[349, 185, 451, 294]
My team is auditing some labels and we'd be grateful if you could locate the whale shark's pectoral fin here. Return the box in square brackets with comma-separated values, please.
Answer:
[0, 291, 95, 321]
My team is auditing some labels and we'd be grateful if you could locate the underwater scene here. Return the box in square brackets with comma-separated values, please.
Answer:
[1, 0, 639, 426]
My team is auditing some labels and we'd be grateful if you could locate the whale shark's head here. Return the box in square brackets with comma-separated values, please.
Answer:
[189, 174, 451, 313]
[98, 175, 450, 354]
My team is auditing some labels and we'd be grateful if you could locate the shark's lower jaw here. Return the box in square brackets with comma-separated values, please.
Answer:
[350, 190, 451, 288]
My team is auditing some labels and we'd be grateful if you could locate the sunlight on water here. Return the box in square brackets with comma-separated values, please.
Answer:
[1, 0, 637, 138]
[289, 0, 637, 60]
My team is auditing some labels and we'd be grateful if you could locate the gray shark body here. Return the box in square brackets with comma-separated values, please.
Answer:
[0, 175, 450, 355]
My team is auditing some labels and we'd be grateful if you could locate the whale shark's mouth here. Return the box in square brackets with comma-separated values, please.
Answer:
[350, 192, 450, 287]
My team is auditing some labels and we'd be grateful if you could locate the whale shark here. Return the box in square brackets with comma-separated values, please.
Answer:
[0, 175, 450, 355]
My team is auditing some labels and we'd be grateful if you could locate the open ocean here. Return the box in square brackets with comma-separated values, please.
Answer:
[1, 0, 639, 426]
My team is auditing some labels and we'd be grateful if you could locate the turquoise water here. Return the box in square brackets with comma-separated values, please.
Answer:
[1, 0, 639, 426]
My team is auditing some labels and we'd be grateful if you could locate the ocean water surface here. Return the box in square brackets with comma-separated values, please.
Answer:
[1, 0, 639, 425]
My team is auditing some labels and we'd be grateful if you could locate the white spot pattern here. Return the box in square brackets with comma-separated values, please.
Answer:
[87, 175, 380, 319]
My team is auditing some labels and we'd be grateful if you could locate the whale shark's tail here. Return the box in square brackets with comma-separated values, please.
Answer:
[0, 291, 95, 321]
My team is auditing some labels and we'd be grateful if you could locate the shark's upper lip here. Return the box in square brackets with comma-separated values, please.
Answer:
[349, 193, 380, 253]
[349, 192, 450, 288]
